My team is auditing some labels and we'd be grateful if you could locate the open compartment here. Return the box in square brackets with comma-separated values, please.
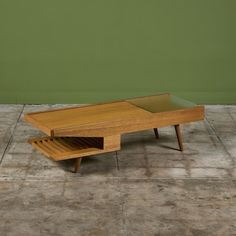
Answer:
[28, 135, 120, 161]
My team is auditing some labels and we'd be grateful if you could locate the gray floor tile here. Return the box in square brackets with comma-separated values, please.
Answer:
[0, 104, 236, 236]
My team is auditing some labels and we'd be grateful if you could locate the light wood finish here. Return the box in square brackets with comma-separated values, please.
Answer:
[24, 94, 204, 138]
[103, 135, 121, 150]
[28, 136, 120, 161]
[74, 158, 82, 173]
[174, 124, 183, 151]
[24, 101, 151, 137]
[153, 128, 159, 139]
[46, 105, 204, 137]
[25, 93, 204, 171]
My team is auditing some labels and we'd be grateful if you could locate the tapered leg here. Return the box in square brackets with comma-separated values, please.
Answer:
[74, 158, 82, 173]
[174, 124, 183, 151]
[153, 128, 159, 139]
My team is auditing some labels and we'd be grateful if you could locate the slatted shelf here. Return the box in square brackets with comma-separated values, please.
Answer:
[28, 136, 110, 161]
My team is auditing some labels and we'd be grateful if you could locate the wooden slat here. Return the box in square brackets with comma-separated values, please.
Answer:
[57, 137, 79, 150]
[69, 138, 87, 149]
[31, 140, 54, 159]
[65, 138, 83, 149]
[40, 139, 61, 154]
[47, 139, 68, 152]
[73, 137, 90, 148]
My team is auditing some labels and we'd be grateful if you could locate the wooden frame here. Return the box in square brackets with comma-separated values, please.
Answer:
[24, 93, 204, 173]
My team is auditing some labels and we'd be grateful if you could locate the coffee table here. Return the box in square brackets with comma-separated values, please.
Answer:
[24, 93, 204, 172]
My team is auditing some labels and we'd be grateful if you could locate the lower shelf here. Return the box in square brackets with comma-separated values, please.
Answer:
[28, 136, 117, 161]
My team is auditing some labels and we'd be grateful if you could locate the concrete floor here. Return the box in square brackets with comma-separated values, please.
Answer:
[0, 105, 236, 236]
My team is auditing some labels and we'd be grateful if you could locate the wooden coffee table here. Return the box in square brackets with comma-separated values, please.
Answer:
[24, 93, 204, 172]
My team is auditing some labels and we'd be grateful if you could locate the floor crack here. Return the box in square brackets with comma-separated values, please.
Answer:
[115, 151, 120, 171]
[227, 107, 236, 128]
[205, 116, 235, 176]
[117, 179, 127, 236]
[0, 105, 25, 165]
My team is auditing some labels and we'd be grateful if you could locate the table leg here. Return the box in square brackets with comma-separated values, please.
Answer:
[153, 128, 159, 139]
[174, 124, 183, 151]
[74, 158, 82, 173]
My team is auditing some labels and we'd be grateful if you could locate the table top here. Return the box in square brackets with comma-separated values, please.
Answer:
[24, 93, 202, 137]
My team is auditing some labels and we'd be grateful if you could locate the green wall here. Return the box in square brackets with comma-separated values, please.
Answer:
[1, 0, 236, 104]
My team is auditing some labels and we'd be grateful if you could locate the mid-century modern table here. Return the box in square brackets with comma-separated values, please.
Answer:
[24, 93, 204, 172]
